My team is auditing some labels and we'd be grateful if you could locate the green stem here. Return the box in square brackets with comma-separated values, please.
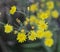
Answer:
[0, 21, 5, 25]
[16, 11, 26, 16]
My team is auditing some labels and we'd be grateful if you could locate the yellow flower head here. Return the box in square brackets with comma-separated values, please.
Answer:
[46, 1, 54, 10]
[10, 5, 16, 15]
[38, 20, 48, 30]
[28, 3, 38, 12]
[17, 32, 27, 43]
[14, 30, 18, 34]
[4, 24, 13, 33]
[44, 38, 54, 47]
[26, 18, 30, 22]
[51, 10, 59, 18]
[31, 26, 35, 30]
[37, 11, 49, 20]
[30, 15, 36, 22]
[30, 15, 37, 24]
[36, 30, 44, 39]
[24, 21, 29, 25]
[21, 29, 25, 32]
[27, 7, 30, 11]
[44, 30, 53, 38]
[28, 31, 36, 41]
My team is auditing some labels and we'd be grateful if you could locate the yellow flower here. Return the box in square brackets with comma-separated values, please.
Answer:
[16, 18, 20, 24]
[37, 11, 49, 20]
[26, 18, 30, 22]
[44, 30, 53, 38]
[44, 38, 54, 47]
[36, 30, 44, 39]
[30, 15, 38, 24]
[51, 10, 59, 18]
[46, 1, 54, 10]
[17, 32, 27, 43]
[31, 26, 35, 30]
[30, 15, 36, 22]
[21, 29, 25, 32]
[27, 7, 30, 11]
[10, 5, 16, 15]
[24, 17, 29, 25]
[28, 31, 36, 41]
[14, 30, 18, 34]
[4, 24, 13, 33]
[28, 3, 38, 12]
[38, 20, 48, 30]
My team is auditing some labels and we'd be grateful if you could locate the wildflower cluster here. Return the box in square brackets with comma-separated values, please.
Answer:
[0, 0, 59, 47]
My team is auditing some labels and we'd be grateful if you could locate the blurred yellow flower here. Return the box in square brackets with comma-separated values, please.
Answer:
[24, 18, 29, 25]
[46, 1, 54, 10]
[37, 11, 49, 20]
[16, 18, 20, 24]
[4, 24, 13, 33]
[24, 21, 28, 25]
[28, 3, 38, 12]
[44, 30, 53, 38]
[10, 5, 16, 15]
[38, 20, 48, 30]
[30, 15, 36, 22]
[14, 30, 18, 34]
[26, 18, 30, 22]
[27, 7, 30, 11]
[51, 10, 59, 18]
[28, 31, 36, 41]
[44, 38, 54, 47]
[21, 29, 25, 32]
[31, 26, 35, 30]
[30, 15, 38, 24]
[17, 32, 27, 43]
[40, 3, 45, 8]
[36, 30, 44, 39]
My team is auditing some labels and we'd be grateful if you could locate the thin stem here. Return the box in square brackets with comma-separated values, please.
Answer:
[0, 21, 5, 25]
[14, 23, 20, 28]
[16, 11, 26, 16]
